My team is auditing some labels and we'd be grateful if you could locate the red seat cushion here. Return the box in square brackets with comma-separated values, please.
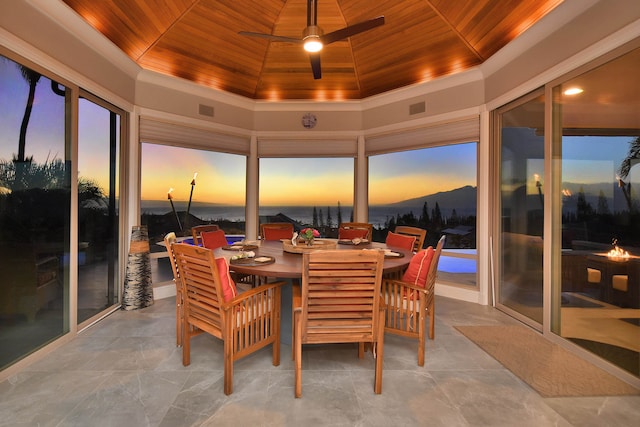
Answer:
[201, 230, 228, 249]
[402, 247, 435, 288]
[263, 227, 293, 240]
[215, 257, 237, 302]
[339, 228, 369, 240]
[385, 231, 416, 251]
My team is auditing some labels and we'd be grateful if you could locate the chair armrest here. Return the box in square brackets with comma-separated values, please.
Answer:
[382, 278, 428, 294]
[224, 280, 286, 309]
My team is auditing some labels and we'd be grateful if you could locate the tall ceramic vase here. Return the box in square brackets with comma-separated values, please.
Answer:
[122, 225, 154, 310]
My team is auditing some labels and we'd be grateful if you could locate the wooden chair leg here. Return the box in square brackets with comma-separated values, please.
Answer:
[182, 322, 191, 366]
[294, 315, 302, 398]
[175, 295, 182, 347]
[291, 281, 301, 361]
[273, 308, 281, 366]
[291, 310, 297, 361]
[374, 325, 384, 394]
[223, 337, 233, 395]
[418, 326, 425, 367]
[428, 303, 435, 340]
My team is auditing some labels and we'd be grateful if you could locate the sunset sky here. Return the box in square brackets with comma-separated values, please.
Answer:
[138, 143, 479, 206]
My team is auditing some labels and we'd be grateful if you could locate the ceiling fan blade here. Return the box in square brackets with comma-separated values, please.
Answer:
[238, 31, 302, 44]
[320, 16, 385, 45]
[309, 53, 322, 80]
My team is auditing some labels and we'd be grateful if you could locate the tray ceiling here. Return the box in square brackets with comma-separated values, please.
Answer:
[61, 0, 563, 100]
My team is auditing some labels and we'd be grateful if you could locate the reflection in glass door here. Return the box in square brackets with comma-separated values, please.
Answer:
[0, 57, 70, 369]
[77, 94, 121, 324]
[552, 47, 640, 379]
[496, 89, 545, 326]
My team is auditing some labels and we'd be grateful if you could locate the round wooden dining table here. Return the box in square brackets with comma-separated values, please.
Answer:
[214, 238, 412, 345]
[214, 238, 413, 279]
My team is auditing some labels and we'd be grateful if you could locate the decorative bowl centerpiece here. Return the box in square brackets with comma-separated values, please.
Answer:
[282, 238, 337, 253]
[282, 228, 336, 253]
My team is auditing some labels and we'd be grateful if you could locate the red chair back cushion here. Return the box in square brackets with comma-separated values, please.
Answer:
[201, 230, 228, 249]
[215, 257, 237, 302]
[263, 227, 293, 240]
[386, 231, 416, 251]
[402, 247, 435, 288]
[339, 228, 369, 240]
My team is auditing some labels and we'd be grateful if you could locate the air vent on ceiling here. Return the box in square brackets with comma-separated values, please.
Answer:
[409, 101, 425, 115]
[198, 104, 214, 117]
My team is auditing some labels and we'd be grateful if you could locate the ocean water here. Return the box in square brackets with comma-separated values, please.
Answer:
[141, 201, 429, 228]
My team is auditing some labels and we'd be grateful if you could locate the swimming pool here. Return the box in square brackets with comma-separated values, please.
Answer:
[438, 255, 476, 274]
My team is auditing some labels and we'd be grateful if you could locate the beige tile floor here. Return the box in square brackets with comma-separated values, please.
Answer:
[1, 295, 639, 427]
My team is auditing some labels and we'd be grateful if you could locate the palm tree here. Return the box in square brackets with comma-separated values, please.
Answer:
[618, 136, 639, 212]
[17, 65, 41, 163]
[11, 65, 41, 191]
[619, 136, 640, 179]
[0, 157, 66, 191]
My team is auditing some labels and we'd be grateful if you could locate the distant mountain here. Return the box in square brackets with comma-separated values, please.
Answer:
[560, 181, 631, 213]
[381, 185, 477, 217]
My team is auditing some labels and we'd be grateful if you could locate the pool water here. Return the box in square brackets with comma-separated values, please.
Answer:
[182, 235, 244, 245]
[437, 256, 476, 274]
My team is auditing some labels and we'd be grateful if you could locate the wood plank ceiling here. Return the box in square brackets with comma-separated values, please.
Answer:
[61, 0, 564, 100]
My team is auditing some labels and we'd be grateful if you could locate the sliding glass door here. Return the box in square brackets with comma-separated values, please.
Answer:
[495, 89, 545, 326]
[494, 45, 640, 380]
[551, 47, 640, 378]
[77, 94, 122, 325]
[0, 56, 71, 368]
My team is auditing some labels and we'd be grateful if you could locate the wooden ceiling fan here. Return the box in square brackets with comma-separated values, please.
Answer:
[239, 0, 384, 79]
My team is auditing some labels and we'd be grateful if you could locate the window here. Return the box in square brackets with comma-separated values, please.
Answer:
[140, 143, 247, 281]
[369, 143, 478, 286]
[258, 157, 354, 236]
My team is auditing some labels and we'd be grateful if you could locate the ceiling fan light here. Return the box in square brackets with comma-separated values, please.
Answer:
[304, 37, 323, 52]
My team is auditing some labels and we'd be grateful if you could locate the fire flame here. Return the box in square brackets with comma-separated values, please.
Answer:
[607, 244, 629, 260]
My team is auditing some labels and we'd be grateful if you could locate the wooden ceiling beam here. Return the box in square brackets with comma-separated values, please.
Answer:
[424, 0, 483, 62]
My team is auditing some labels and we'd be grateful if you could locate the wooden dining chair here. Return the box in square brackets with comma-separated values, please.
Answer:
[200, 229, 228, 249]
[381, 235, 445, 366]
[202, 229, 258, 287]
[191, 224, 220, 246]
[171, 242, 285, 395]
[292, 249, 386, 398]
[394, 226, 427, 252]
[338, 222, 373, 241]
[260, 222, 294, 240]
[163, 232, 185, 347]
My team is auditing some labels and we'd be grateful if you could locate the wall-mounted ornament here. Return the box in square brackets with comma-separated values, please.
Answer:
[302, 112, 317, 129]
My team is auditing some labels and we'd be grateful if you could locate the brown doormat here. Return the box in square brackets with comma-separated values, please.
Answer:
[455, 325, 640, 397]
